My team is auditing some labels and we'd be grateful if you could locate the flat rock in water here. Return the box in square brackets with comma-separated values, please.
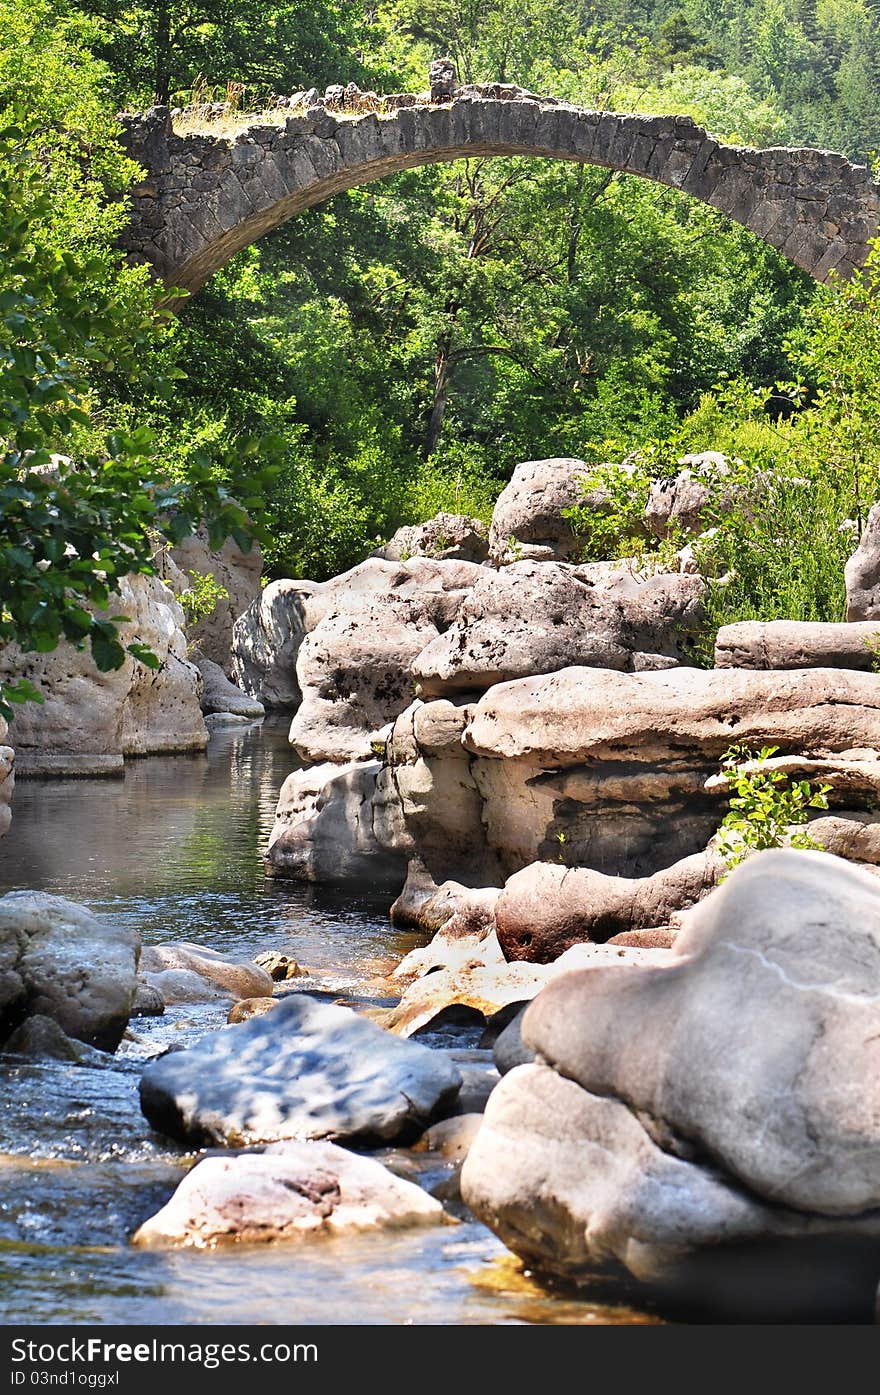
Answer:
[132, 1139, 445, 1247]
[139, 995, 462, 1146]
[139, 943, 273, 1003]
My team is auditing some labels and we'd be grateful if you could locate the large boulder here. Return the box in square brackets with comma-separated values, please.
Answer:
[846, 501, 880, 621]
[494, 852, 723, 962]
[168, 524, 262, 672]
[0, 891, 139, 1049]
[265, 759, 405, 889]
[195, 656, 265, 719]
[520, 850, 880, 1215]
[461, 850, 880, 1318]
[413, 563, 705, 697]
[132, 1140, 444, 1247]
[289, 596, 439, 764]
[375, 511, 490, 564]
[488, 457, 605, 564]
[457, 665, 880, 878]
[0, 575, 207, 776]
[715, 619, 880, 670]
[139, 995, 462, 1147]
[230, 579, 317, 711]
[289, 558, 483, 764]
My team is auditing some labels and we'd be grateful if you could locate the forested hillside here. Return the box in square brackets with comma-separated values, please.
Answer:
[2, 0, 880, 681]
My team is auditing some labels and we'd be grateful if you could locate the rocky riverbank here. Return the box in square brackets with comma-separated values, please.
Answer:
[7, 454, 880, 1320]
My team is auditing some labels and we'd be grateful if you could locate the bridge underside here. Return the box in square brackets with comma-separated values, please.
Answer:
[120, 91, 880, 293]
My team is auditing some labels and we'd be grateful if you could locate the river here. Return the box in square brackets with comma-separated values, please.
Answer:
[0, 721, 653, 1326]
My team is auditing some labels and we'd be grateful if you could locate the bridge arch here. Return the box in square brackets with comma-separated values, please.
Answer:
[120, 87, 880, 293]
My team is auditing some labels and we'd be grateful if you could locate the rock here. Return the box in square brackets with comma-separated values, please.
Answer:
[139, 995, 462, 1147]
[494, 852, 723, 962]
[606, 926, 678, 949]
[375, 512, 489, 564]
[460, 665, 880, 878]
[203, 711, 258, 730]
[488, 457, 596, 564]
[0, 891, 139, 1050]
[131, 982, 165, 1017]
[443, 1049, 499, 1113]
[132, 1139, 444, 1248]
[195, 657, 265, 718]
[846, 501, 880, 621]
[227, 997, 280, 1024]
[460, 1062, 880, 1319]
[265, 759, 405, 889]
[0, 575, 207, 775]
[289, 595, 438, 763]
[168, 522, 262, 672]
[304, 556, 483, 633]
[522, 849, 880, 1216]
[0, 728, 13, 837]
[491, 1008, 533, 1075]
[288, 557, 482, 763]
[3, 1014, 109, 1064]
[254, 951, 307, 981]
[374, 701, 502, 886]
[412, 562, 705, 697]
[644, 451, 731, 539]
[392, 920, 504, 982]
[429, 57, 457, 102]
[715, 618, 880, 670]
[384, 943, 671, 1038]
[138, 944, 274, 1003]
[230, 579, 317, 711]
[415, 1113, 483, 1161]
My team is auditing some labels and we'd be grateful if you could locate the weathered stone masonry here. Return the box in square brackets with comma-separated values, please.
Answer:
[120, 80, 880, 293]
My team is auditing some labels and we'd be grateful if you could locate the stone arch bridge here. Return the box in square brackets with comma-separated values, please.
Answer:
[120, 73, 880, 294]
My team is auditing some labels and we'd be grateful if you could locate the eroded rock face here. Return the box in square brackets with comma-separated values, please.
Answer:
[230, 579, 317, 711]
[132, 1140, 444, 1247]
[169, 525, 263, 672]
[413, 563, 705, 697]
[461, 850, 880, 1317]
[265, 759, 405, 888]
[289, 558, 482, 764]
[0, 575, 207, 776]
[0, 891, 139, 1050]
[139, 995, 462, 1146]
[846, 501, 880, 621]
[138, 943, 273, 1003]
[715, 619, 880, 670]
[375, 512, 490, 564]
[459, 665, 880, 877]
[373, 701, 499, 887]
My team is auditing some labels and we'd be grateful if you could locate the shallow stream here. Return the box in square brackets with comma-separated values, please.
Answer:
[0, 721, 652, 1325]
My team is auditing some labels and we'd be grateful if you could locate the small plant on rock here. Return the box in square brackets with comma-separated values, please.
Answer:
[716, 743, 832, 871]
[178, 571, 229, 625]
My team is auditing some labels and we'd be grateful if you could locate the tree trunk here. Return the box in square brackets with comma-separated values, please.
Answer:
[426, 339, 452, 458]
